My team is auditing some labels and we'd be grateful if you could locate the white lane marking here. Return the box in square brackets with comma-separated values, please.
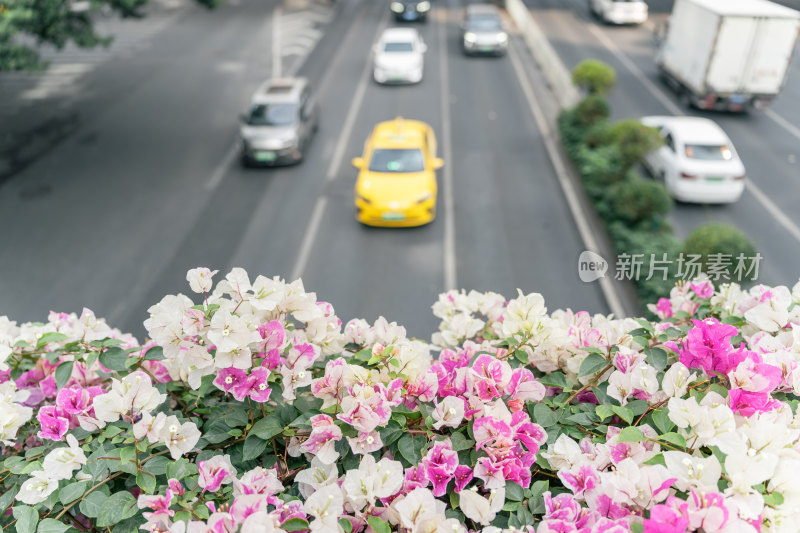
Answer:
[437, 6, 457, 292]
[291, 197, 328, 280]
[507, 40, 626, 318]
[291, 18, 389, 280]
[325, 18, 388, 181]
[586, 19, 800, 246]
[273, 6, 282, 78]
[745, 179, 800, 243]
[585, 23, 683, 116]
[765, 107, 800, 142]
[205, 140, 240, 191]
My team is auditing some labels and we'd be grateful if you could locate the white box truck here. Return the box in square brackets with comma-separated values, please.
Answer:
[656, 0, 800, 112]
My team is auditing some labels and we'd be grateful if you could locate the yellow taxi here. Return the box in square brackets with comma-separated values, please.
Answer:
[352, 117, 443, 227]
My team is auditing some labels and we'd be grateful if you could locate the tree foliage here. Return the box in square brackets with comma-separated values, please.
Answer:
[571, 59, 616, 95]
[0, 0, 222, 71]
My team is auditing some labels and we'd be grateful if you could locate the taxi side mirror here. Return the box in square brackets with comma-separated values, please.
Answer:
[432, 158, 444, 169]
[352, 157, 365, 169]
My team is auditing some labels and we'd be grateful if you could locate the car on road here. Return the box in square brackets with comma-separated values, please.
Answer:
[589, 0, 648, 25]
[641, 116, 746, 204]
[352, 117, 443, 227]
[390, 0, 431, 22]
[373, 28, 427, 84]
[239, 77, 319, 167]
[461, 4, 508, 55]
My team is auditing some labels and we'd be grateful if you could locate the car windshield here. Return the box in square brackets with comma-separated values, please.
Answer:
[466, 16, 501, 30]
[684, 144, 733, 161]
[247, 103, 297, 126]
[369, 149, 425, 172]
[383, 42, 414, 52]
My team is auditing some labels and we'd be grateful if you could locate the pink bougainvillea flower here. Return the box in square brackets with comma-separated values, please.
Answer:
[654, 298, 674, 319]
[690, 280, 714, 300]
[56, 386, 92, 416]
[37, 405, 69, 441]
[213, 367, 249, 401]
[728, 388, 782, 417]
[642, 503, 691, 533]
[558, 464, 598, 497]
[452, 464, 473, 493]
[247, 366, 272, 403]
[676, 318, 739, 375]
[198, 455, 237, 493]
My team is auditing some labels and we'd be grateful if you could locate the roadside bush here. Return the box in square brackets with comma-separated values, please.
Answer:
[682, 223, 758, 279]
[595, 119, 662, 172]
[571, 59, 616, 95]
[603, 177, 673, 229]
[557, 108, 585, 158]
[574, 94, 610, 126]
[574, 144, 626, 201]
[609, 222, 683, 306]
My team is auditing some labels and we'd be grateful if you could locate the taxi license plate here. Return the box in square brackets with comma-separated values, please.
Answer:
[382, 212, 405, 221]
[255, 151, 276, 162]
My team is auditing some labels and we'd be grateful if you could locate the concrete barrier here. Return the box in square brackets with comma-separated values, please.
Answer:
[505, 0, 580, 108]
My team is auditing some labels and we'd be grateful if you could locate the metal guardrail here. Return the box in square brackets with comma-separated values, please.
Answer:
[505, 0, 580, 108]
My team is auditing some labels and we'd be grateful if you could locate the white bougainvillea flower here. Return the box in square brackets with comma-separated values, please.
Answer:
[663, 451, 722, 493]
[459, 486, 505, 526]
[15, 470, 59, 505]
[432, 396, 465, 430]
[303, 484, 343, 533]
[0, 382, 33, 445]
[157, 415, 201, 459]
[662, 362, 696, 398]
[186, 267, 218, 294]
[295, 457, 340, 499]
[41, 434, 87, 480]
[240, 511, 280, 533]
[93, 371, 166, 423]
[393, 487, 447, 531]
[342, 454, 403, 511]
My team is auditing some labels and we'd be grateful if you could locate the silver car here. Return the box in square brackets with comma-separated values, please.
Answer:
[462, 4, 508, 56]
[239, 77, 319, 167]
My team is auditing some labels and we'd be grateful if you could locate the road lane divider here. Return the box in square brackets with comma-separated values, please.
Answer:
[507, 40, 626, 318]
[205, 140, 241, 191]
[291, 18, 388, 280]
[437, 6, 457, 292]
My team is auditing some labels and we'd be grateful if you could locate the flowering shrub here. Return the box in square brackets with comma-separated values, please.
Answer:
[2, 268, 800, 533]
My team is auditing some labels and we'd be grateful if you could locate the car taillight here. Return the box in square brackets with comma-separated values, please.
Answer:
[680, 172, 696, 179]
[734, 175, 746, 181]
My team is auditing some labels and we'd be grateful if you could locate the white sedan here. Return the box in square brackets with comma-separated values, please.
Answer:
[372, 27, 427, 85]
[641, 116, 746, 204]
[590, 0, 648, 25]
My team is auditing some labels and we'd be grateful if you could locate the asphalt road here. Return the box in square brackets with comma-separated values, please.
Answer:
[525, 0, 800, 289]
[0, 0, 608, 341]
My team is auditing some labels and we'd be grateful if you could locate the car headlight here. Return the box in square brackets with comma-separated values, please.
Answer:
[417, 1, 430, 11]
[497, 32, 508, 43]
[391, 2, 404, 12]
[416, 193, 433, 204]
[464, 32, 477, 43]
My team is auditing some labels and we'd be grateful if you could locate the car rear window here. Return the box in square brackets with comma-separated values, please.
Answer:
[369, 149, 425, 172]
[384, 42, 414, 52]
[247, 103, 297, 126]
[466, 16, 501, 30]
[684, 144, 733, 161]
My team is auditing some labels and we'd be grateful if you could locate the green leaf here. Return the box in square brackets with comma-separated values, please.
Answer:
[13, 506, 39, 533]
[764, 491, 784, 507]
[166, 458, 196, 480]
[632, 336, 650, 349]
[612, 405, 634, 424]
[579, 353, 607, 377]
[380, 423, 405, 447]
[37, 519, 71, 533]
[643, 453, 666, 466]
[281, 518, 311, 532]
[54, 361, 74, 389]
[36, 332, 67, 348]
[99, 347, 129, 371]
[144, 346, 165, 361]
[505, 481, 524, 502]
[532, 403, 558, 428]
[367, 516, 391, 533]
[397, 434, 426, 465]
[101, 425, 124, 438]
[59, 481, 88, 505]
[632, 523, 645, 533]
[513, 349, 528, 364]
[645, 347, 668, 371]
[595, 404, 614, 421]
[339, 519, 353, 533]
[651, 408, 674, 434]
[449, 491, 460, 510]
[539, 371, 568, 390]
[659, 432, 686, 448]
[250, 415, 284, 441]
[142, 455, 170, 477]
[617, 427, 644, 443]
[136, 471, 156, 494]
[450, 432, 475, 452]
[626, 400, 649, 417]
[242, 435, 269, 462]
[96, 491, 137, 527]
[119, 446, 136, 464]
